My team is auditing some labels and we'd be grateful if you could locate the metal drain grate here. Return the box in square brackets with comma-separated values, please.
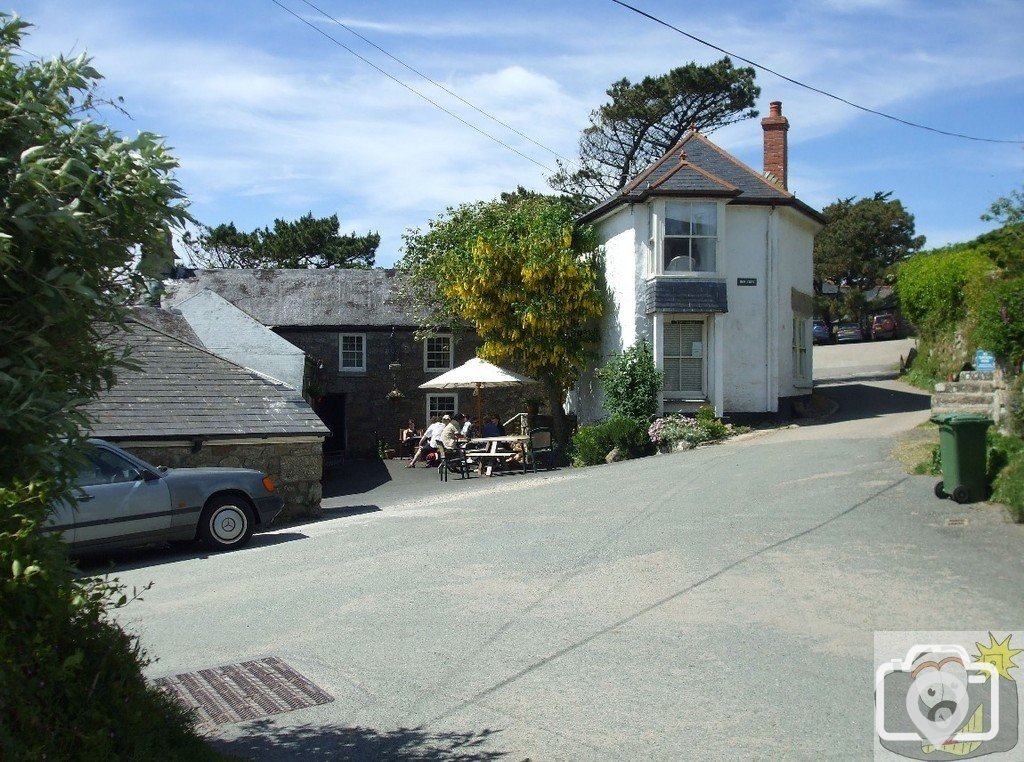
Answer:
[154, 656, 333, 730]
[945, 517, 969, 526]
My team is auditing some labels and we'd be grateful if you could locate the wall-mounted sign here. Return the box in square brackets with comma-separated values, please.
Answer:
[737, 278, 757, 286]
[975, 350, 996, 372]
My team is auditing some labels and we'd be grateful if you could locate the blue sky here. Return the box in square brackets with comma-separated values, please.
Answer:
[13, 0, 1024, 267]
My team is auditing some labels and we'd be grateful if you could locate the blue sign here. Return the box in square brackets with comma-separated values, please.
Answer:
[975, 350, 996, 372]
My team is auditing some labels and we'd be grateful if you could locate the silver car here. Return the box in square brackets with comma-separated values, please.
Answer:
[45, 439, 284, 553]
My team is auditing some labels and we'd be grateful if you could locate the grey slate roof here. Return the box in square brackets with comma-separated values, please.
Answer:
[83, 314, 329, 440]
[129, 305, 205, 347]
[162, 268, 421, 328]
[579, 130, 824, 225]
[644, 279, 728, 314]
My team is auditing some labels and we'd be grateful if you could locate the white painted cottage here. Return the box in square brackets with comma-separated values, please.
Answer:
[569, 102, 824, 421]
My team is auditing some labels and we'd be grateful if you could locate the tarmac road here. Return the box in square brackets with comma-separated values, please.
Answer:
[103, 379, 1024, 760]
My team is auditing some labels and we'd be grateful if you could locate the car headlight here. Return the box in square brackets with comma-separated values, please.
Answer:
[262, 475, 277, 493]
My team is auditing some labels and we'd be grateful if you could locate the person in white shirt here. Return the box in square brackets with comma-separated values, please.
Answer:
[407, 415, 448, 467]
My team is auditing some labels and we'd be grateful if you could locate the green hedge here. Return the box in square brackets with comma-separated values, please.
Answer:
[571, 416, 653, 467]
[973, 276, 1024, 368]
[897, 248, 993, 333]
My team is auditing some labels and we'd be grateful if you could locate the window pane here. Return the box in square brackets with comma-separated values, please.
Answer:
[426, 336, 452, 370]
[340, 335, 364, 369]
[692, 238, 716, 271]
[665, 202, 688, 236]
[689, 203, 717, 236]
[428, 395, 457, 421]
[663, 321, 704, 394]
[664, 238, 692, 271]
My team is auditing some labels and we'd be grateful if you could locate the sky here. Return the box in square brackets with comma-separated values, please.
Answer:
[12, 0, 1024, 267]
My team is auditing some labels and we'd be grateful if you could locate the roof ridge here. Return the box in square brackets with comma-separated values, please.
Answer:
[125, 314, 299, 392]
[687, 132, 794, 198]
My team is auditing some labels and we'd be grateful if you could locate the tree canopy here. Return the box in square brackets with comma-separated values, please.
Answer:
[813, 191, 925, 293]
[400, 191, 604, 446]
[548, 58, 759, 205]
[0, 15, 210, 758]
[182, 212, 379, 269]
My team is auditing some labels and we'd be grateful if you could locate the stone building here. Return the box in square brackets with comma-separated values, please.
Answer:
[162, 268, 526, 458]
[82, 308, 329, 520]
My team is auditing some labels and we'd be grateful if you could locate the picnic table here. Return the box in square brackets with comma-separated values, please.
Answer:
[464, 434, 530, 475]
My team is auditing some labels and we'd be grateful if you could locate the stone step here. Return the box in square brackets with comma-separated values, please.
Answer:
[959, 371, 995, 382]
[935, 380, 996, 394]
[930, 403, 993, 417]
[931, 392, 995, 406]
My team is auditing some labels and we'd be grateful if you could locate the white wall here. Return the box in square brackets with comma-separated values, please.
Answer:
[173, 290, 307, 390]
[720, 206, 771, 412]
[775, 207, 818, 399]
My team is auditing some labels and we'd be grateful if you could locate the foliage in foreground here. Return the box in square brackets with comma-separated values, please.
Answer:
[0, 14, 208, 757]
[597, 340, 662, 421]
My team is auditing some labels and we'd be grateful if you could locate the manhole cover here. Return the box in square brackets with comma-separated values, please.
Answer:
[945, 518, 969, 526]
[154, 656, 333, 731]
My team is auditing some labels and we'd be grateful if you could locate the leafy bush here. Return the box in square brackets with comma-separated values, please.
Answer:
[648, 406, 734, 447]
[0, 15, 205, 758]
[897, 248, 993, 334]
[571, 416, 653, 466]
[597, 340, 662, 420]
[991, 451, 1024, 523]
[972, 277, 1024, 368]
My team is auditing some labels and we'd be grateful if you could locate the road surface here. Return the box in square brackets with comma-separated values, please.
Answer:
[98, 379, 1023, 760]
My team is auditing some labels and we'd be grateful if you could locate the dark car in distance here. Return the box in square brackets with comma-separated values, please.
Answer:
[45, 439, 283, 553]
[812, 319, 832, 344]
[869, 313, 898, 341]
[835, 322, 865, 343]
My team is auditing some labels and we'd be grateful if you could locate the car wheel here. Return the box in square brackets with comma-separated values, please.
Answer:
[199, 494, 255, 551]
[934, 481, 945, 499]
[951, 485, 971, 504]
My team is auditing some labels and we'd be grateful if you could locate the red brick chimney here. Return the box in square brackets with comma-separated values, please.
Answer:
[761, 100, 789, 190]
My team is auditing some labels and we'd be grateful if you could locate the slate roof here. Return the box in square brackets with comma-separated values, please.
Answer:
[83, 314, 329, 440]
[644, 279, 728, 314]
[162, 268, 422, 328]
[578, 130, 824, 225]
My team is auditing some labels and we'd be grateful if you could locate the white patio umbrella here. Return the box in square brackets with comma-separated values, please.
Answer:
[419, 357, 537, 430]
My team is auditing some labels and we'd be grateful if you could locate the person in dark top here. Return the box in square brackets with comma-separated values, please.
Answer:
[481, 413, 505, 438]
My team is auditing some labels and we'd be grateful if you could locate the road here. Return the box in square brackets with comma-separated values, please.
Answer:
[99, 377, 1024, 760]
[814, 336, 916, 382]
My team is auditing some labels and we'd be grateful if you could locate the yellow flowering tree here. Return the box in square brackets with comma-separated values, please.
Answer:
[401, 191, 604, 447]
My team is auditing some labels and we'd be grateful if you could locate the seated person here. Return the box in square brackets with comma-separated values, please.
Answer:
[408, 415, 446, 467]
[481, 413, 505, 438]
[440, 412, 468, 450]
[400, 419, 420, 458]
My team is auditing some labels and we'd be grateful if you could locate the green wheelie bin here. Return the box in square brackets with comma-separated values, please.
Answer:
[929, 413, 992, 504]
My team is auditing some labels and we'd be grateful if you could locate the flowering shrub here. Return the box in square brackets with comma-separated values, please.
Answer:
[648, 406, 734, 447]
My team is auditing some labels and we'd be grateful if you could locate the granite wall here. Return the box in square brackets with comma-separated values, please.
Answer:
[117, 438, 324, 521]
[279, 327, 532, 456]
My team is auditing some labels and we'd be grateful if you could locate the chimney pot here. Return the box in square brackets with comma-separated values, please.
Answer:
[761, 100, 789, 190]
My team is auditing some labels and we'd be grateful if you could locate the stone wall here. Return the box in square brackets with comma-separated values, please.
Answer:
[116, 438, 323, 522]
[279, 327, 533, 455]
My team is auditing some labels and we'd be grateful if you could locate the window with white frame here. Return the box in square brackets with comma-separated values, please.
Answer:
[424, 334, 453, 372]
[663, 319, 706, 398]
[426, 393, 457, 424]
[651, 201, 719, 275]
[792, 316, 809, 382]
[339, 333, 366, 372]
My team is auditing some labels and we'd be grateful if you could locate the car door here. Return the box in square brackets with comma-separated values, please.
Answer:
[73, 446, 173, 547]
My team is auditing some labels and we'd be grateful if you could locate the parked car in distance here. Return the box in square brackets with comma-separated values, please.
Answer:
[835, 322, 865, 343]
[869, 313, 898, 341]
[45, 439, 283, 554]
[812, 319, 832, 344]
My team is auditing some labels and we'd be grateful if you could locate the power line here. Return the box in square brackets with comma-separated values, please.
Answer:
[268, 0, 558, 173]
[611, 0, 1024, 145]
[296, 0, 577, 167]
